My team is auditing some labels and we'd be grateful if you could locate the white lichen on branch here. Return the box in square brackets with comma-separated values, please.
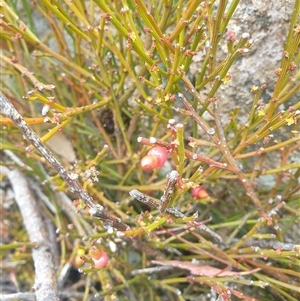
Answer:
[0, 92, 128, 231]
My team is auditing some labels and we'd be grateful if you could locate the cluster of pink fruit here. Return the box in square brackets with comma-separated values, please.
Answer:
[85, 147, 210, 270]
[140, 146, 209, 199]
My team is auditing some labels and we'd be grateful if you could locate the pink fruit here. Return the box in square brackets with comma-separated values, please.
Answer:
[191, 186, 209, 199]
[147, 146, 168, 167]
[89, 246, 109, 268]
[141, 154, 158, 171]
[92, 252, 109, 268]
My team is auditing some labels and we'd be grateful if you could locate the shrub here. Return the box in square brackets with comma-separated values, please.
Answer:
[1, 1, 299, 300]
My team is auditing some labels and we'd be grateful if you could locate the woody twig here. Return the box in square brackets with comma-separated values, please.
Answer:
[0, 92, 128, 231]
[177, 93, 265, 217]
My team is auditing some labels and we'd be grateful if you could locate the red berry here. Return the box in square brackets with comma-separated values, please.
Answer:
[140, 154, 158, 170]
[191, 186, 209, 199]
[147, 146, 168, 167]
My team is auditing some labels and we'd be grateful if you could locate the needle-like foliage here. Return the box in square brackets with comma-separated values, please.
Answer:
[1, 1, 299, 300]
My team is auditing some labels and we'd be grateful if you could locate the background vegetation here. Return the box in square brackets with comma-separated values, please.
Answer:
[1, 0, 299, 300]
